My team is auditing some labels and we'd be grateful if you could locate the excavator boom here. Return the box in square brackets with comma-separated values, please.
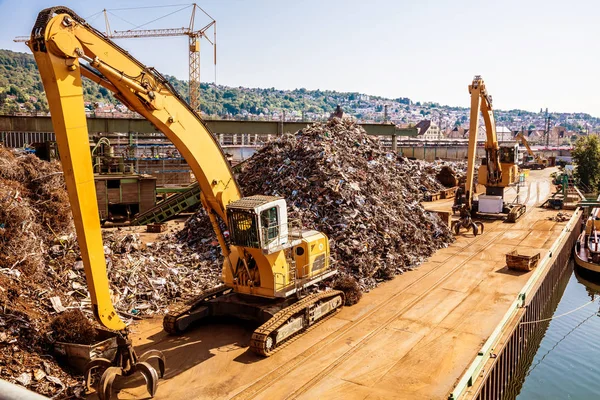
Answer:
[29, 7, 241, 330]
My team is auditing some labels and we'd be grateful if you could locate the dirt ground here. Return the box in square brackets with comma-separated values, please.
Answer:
[96, 169, 566, 400]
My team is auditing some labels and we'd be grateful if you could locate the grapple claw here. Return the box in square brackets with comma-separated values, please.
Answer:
[139, 349, 166, 378]
[98, 366, 123, 400]
[84, 357, 113, 392]
[82, 332, 165, 399]
[135, 361, 159, 397]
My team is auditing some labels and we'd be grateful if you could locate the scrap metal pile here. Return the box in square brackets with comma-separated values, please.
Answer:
[0, 146, 83, 396]
[0, 146, 221, 397]
[236, 118, 455, 291]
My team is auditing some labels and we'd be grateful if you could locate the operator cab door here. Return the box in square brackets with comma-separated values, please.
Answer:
[256, 199, 289, 252]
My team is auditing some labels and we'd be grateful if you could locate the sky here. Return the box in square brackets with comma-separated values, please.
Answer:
[0, 0, 599, 116]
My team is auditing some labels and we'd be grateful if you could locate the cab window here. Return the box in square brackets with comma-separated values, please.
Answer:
[261, 207, 279, 242]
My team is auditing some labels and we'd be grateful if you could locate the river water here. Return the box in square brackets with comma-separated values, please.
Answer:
[516, 261, 600, 399]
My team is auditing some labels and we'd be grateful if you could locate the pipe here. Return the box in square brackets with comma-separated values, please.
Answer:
[0, 379, 49, 400]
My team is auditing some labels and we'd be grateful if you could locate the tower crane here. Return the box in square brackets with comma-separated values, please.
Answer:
[15, 3, 216, 112]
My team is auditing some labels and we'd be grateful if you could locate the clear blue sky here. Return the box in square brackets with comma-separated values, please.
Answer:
[0, 0, 598, 116]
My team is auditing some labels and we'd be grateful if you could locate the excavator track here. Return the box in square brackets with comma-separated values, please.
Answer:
[163, 285, 230, 334]
[507, 204, 526, 223]
[250, 290, 345, 357]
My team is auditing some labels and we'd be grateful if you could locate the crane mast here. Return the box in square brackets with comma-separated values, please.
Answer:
[101, 4, 217, 112]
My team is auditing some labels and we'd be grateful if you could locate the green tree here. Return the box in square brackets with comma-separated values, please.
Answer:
[572, 135, 600, 189]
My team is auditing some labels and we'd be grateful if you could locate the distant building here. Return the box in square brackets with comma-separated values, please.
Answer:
[528, 130, 546, 144]
[446, 126, 468, 139]
[553, 126, 568, 139]
[496, 126, 512, 142]
[471, 124, 513, 142]
[415, 119, 443, 140]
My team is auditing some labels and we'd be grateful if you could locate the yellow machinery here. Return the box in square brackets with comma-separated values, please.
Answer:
[515, 132, 548, 170]
[29, 7, 343, 399]
[453, 76, 525, 234]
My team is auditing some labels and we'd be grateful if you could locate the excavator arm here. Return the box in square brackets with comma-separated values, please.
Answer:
[515, 132, 547, 168]
[515, 132, 535, 158]
[464, 76, 502, 208]
[29, 7, 241, 331]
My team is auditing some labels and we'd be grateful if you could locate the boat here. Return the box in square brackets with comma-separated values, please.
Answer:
[575, 203, 600, 274]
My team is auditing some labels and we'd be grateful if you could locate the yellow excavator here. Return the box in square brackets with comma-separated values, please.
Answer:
[29, 7, 344, 399]
[515, 132, 548, 170]
[453, 76, 525, 234]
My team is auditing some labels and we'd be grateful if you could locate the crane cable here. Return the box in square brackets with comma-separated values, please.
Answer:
[525, 309, 597, 377]
[519, 297, 598, 325]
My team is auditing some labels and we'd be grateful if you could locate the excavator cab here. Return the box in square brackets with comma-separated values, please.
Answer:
[227, 196, 290, 252]
[477, 143, 520, 193]
[225, 195, 335, 294]
[499, 144, 519, 164]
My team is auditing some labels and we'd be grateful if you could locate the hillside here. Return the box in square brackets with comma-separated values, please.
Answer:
[0, 49, 383, 118]
[0, 49, 114, 113]
[1, 49, 599, 133]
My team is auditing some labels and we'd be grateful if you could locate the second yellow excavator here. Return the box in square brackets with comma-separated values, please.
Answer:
[515, 132, 548, 170]
[29, 6, 344, 399]
[453, 76, 525, 235]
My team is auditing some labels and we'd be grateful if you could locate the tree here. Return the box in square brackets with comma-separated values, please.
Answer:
[572, 135, 600, 190]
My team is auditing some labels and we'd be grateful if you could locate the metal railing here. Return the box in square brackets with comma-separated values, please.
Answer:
[260, 218, 303, 251]
[273, 257, 338, 295]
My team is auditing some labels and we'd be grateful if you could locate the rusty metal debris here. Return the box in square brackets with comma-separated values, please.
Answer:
[235, 119, 456, 292]
[548, 212, 571, 222]
[0, 146, 217, 398]
[0, 146, 84, 397]
[50, 310, 97, 345]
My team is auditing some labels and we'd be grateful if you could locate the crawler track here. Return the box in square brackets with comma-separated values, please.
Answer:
[250, 290, 344, 357]
[163, 285, 230, 334]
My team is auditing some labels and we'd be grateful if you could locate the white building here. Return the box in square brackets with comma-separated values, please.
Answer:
[415, 120, 443, 140]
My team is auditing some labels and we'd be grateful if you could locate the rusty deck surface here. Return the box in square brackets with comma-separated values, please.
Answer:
[113, 170, 567, 400]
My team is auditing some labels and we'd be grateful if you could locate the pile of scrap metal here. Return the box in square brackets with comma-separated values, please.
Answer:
[0, 145, 223, 397]
[235, 118, 455, 291]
